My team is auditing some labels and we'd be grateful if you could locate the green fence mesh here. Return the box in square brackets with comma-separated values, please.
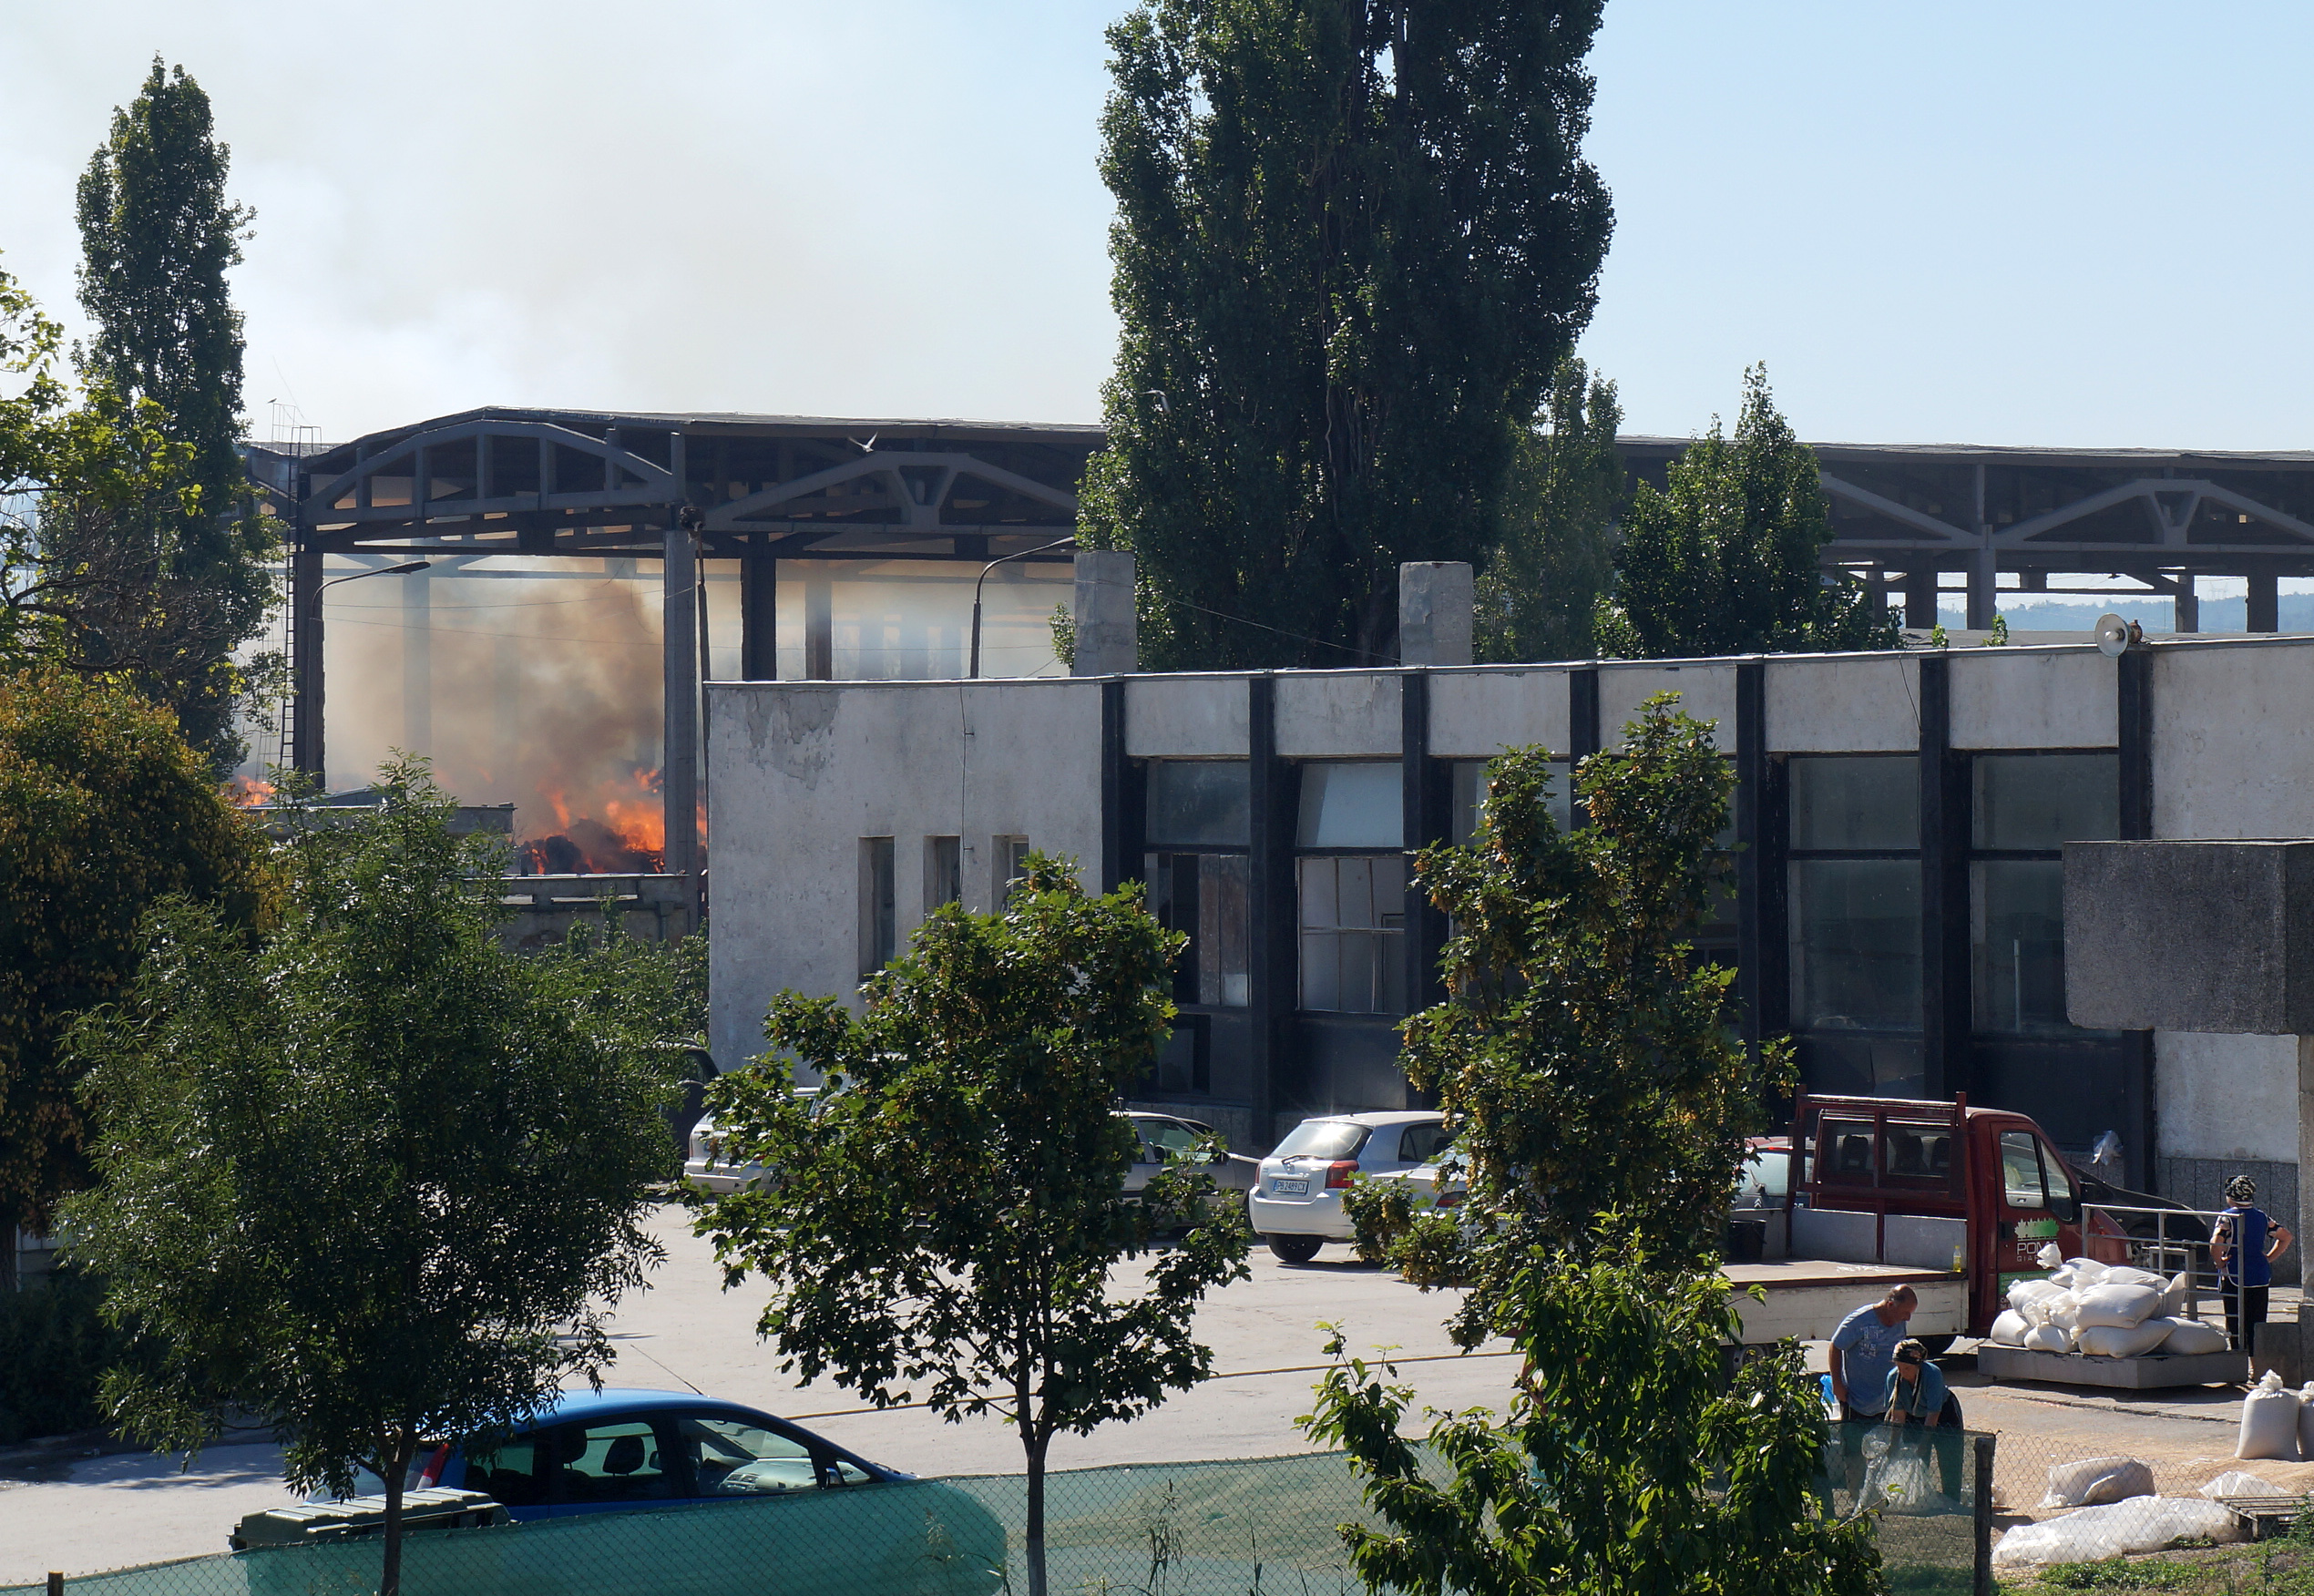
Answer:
[6, 1443, 1985, 1596]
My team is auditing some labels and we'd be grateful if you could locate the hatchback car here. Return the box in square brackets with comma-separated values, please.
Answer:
[1122, 1111, 1261, 1202]
[1248, 1111, 1452, 1263]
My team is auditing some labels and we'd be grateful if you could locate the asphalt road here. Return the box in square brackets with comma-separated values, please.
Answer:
[0, 1201, 1515, 1584]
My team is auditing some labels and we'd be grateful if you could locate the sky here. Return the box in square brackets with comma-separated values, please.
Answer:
[1, 2, 2309, 452]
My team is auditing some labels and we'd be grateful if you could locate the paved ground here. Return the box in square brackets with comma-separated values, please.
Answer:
[0, 1201, 2288, 1583]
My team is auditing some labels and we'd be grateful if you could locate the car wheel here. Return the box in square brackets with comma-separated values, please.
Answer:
[1267, 1234, 1322, 1264]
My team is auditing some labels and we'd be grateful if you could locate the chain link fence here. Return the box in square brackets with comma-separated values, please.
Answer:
[5, 1444, 1991, 1596]
[1984, 1429, 2312, 1576]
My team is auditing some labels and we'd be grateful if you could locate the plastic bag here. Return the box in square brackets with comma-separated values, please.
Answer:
[1988, 1309, 2030, 1345]
[2159, 1318, 2229, 1356]
[1992, 1498, 2246, 1570]
[2202, 1470, 2285, 1499]
[2023, 1322, 2073, 1353]
[2076, 1320, 2174, 1358]
[2076, 1282, 2163, 1329]
[2237, 1370, 2301, 1461]
[2039, 1456, 2157, 1509]
[2036, 1242, 2064, 1269]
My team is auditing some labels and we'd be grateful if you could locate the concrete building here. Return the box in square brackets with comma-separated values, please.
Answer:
[706, 620, 2314, 1213]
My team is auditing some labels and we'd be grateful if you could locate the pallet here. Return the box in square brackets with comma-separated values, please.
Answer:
[2220, 1496, 2314, 1540]
[1974, 1344, 2247, 1389]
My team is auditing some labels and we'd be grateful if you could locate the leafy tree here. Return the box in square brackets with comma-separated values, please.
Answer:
[1476, 358, 1623, 664]
[1314, 700, 1879, 1593]
[1081, 1, 1614, 670]
[697, 856, 1252, 1596]
[533, 913, 709, 1060]
[75, 58, 275, 772]
[1597, 366, 1898, 660]
[60, 762, 670, 1596]
[0, 666, 271, 1284]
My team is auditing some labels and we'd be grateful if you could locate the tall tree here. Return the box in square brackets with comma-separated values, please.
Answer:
[1476, 357, 1623, 663]
[61, 762, 669, 1596]
[697, 856, 1251, 1596]
[1597, 365, 1898, 660]
[0, 666, 272, 1285]
[76, 59, 274, 772]
[1081, 1, 1613, 670]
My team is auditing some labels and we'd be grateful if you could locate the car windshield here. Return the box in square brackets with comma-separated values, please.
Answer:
[679, 1416, 867, 1494]
[1738, 1151, 1790, 1201]
[1272, 1120, 1368, 1161]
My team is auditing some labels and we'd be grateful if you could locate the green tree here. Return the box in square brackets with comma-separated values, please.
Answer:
[0, 666, 271, 1284]
[1597, 365, 1898, 660]
[75, 58, 275, 772]
[60, 762, 670, 1596]
[533, 914, 709, 1059]
[697, 856, 1252, 1596]
[1313, 700, 1879, 1593]
[1081, 1, 1614, 670]
[1476, 358, 1623, 663]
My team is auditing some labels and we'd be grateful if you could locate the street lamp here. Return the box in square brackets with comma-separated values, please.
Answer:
[968, 537, 1076, 679]
[320, 559, 430, 593]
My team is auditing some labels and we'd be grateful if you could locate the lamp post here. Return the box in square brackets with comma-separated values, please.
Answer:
[969, 537, 1076, 679]
[305, 560, 431, 786]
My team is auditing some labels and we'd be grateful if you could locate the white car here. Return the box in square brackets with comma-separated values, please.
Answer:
[683, 1113, 768, 1195]
[1248, 1110, 1453, 1264]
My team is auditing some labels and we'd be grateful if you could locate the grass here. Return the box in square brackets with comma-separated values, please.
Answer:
[1999, 1541, 2314, 1593]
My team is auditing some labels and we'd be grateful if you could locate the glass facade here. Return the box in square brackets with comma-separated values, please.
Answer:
[1297, 762, 1403, 849]
[1297, 854, 1407, 1014]
[1147, 761, 1251, 848]
[1790, 756, 1920, 850]
[1450, 760, 1572, 843]
[1970, 752, 2119, 1038]
[1787, 754, 1922, 1099]
[1788, 859, 1922, 1030]
[1973, 753, 2119, 851]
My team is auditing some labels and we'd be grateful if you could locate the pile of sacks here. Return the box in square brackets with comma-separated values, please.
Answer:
[1982, 1243, 2228, 1358]
[2233, 1370, 2314, 1461]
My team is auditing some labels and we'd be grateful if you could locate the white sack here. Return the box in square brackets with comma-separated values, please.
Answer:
[2299, 1387, 2314, 1462]
[2238, 1371, 2301, 1461]
[1988, 1309, 2030, 1345]
[2202, 1470, 2285, 1499]
[2049, 1265, 2078, 1290]
[2101, 1264, 2171, 1290]
[2047, 1294, 2087, 1332]
[2039, 1456, 2157, 1509]
[2066, 1256, 2113, 1287]
[2037, 1242, 2064, 1268]
[2076, 1320, 2175, 1359]
[2159, 1318, 2230, 1356]
[2023, 1322, 2073, 1353]
[2163, 1272, 2193, 1319]
[2008, 1278, 2067, 1314]
[2075, 1281, 2164, 1329]
[1992, 1498, 2246, 1570]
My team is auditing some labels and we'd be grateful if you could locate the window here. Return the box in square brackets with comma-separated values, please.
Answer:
[1272, 1120, 1370, 1161]
[468, 1437, 547, 1507]
[1883, 1120, 1954, 1182]
[1971, 753, 2118, 1038]
[1298, 854, 1407, 1013]
[1136, 1118, 1209, 1161]
[994, 835, 1030, 905]
[550, 1418, 683, 1505]
[1297, 762, 1402, 849]
[1817, 1118, 1878, 1184]
[1998, 1130, 2046, 1210]
[678, 1413, 867, 1496]
[1147, 762, 1250, 847]
[1145, 854, 1249, 1007]
[1451, 761, 1572, 843]
[1397, 1122, 1452, 1165]
[1786, 758, 1922, 1091]
[858, 838, 896, 977]
[925, 836, 961, 910]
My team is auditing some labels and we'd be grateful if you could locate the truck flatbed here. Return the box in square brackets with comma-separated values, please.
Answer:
[1724, 1260, 1952, 1290]
[1724, 1258, 1967, 1345]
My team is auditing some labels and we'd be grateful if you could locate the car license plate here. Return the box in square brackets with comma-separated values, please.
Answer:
[1272, 1178, 1308, 1196]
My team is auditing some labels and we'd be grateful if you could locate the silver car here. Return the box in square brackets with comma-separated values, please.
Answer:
[1122, 1111, 1261, 1206]
[1248, 1111, 1452, 1264]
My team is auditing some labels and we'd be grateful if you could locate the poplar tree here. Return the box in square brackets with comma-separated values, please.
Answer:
[1476, 357, 1623, 663]
[75, 58, 273, 772]
[1597, 365, 1898, 660]
[1080, 1, 1614, 670]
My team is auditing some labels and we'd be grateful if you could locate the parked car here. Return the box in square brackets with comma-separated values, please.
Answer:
[683, 1113, 767, 1195]
[251, 1389, 1005, 1592]
[1248, 1111, 1453, 1264]
[1122, 1111, 1261, 1203]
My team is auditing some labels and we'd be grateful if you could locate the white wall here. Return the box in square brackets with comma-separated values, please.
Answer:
[1125, 675, 1247, 757]
[1764, 655, 1919, 752]
[2154, 642, 2314, 840]
[706, 678, 1104, 1072]
[1599, 662, 1736, 748]
[1428, 669, 1568, 758]
[1275, 672, 1401, 757]
[1949, 648, 2116, 750]
[2157, 1031, 2299, 1164]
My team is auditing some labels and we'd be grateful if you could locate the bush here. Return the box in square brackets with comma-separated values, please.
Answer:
[0, 1267, 128, 1444]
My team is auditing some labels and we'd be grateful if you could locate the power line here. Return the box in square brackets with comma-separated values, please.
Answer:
[1162, 596, 1391, 662]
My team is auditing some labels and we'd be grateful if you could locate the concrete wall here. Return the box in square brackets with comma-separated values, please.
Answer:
[2158, 1031, 2299, 1163]
[1124, 675, 1247, 758]
[1428, 669, 1569, 759]
[1765, 655, 1919, 752]
[1599, 662, 1736, 748]
[1274, 672, 1401, 757]
[706, 678, 1104, 1072]
[1949, 648, 2116, 750]
[2155, 642, 2314, 840]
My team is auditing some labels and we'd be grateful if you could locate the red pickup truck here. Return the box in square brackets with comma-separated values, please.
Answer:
[1725, 1092, 2131, 1352]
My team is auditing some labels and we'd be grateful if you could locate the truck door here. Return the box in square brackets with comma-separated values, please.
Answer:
[1993, 1129, 2073, 1303]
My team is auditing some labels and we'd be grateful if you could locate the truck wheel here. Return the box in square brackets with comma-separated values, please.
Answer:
[1266, 1234, 1323, 1264]
[1915, 1335, 1956, 1357]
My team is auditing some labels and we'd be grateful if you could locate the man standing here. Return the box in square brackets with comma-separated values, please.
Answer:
[1829, 1285, 1917, 1424]
[2212, 1174, 2294, 1353]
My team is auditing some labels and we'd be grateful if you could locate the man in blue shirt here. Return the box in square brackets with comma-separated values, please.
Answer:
[1829, 1285, 1917, 1423]
[2212, 1174, 2294, 1353]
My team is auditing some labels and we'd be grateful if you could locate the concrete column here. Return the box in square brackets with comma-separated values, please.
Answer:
[2174, 576, 2200, 634]
[2250, 571, 2280, 634]
[1398, 561, 1474, 666]
[1903, 569, 1939, 630]
[1070, 549, 1139, 676]
[804, 571, 834, 679]
[402, 564, 432, 755]
[663, 521, 700, 883]
[1965, 544, 1997, 632]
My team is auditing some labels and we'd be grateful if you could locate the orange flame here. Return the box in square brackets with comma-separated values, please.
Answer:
[226, 777, 277, 809]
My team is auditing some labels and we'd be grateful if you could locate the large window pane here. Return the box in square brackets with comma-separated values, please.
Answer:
[1451, 760, 1572, 843]
[1788, 859, 1921, 1031]
[1789, 756, 1920, 851]
[1297, 762, 1403, 848]
[1146, 761, 1251, 847]
[1297, 855, 1406, 1013]
[1972, 859, 2099, 1036]
[1973, 753, 2119, 851]
[1144, 853, 1250, 1008]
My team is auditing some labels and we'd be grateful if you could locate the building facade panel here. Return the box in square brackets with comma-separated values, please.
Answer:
[1274, 672, 1403, 757]
[2155, 642, 2314, 840]
[1765, 656, 1920, 752]
[1599, 662, 1737, 746]
[1427, 669, 1570, 759]
[1124, 675, 1250, 758]
[1948, 649, 2118, 751]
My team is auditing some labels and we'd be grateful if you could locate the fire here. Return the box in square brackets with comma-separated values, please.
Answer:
[516, 766, 671, 875]
[226, 777, 277, 809]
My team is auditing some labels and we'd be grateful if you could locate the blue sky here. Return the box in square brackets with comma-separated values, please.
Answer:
[3, 3, 2308, 449]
